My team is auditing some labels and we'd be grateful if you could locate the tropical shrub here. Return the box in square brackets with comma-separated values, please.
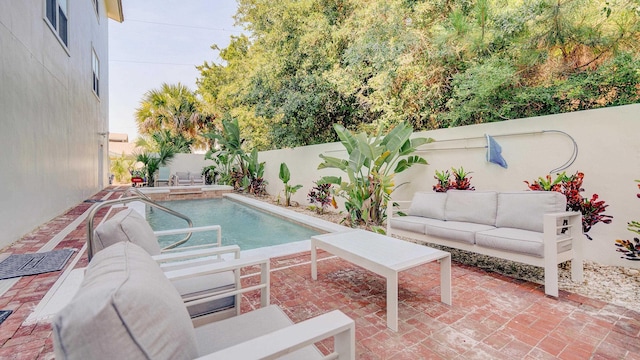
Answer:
[202, 165, 217, 185]
[449, 167, 475, 191]
[525, 171, 612, 238]
[244, 148, 267, 196]
[432, 167, 474, 192]
[433, 170, 451, 192]
[615, 180, 640, 261]
[204, 116, 267, 195]
[318, 122, 432, 226]
[308, 181, 335, 214]
[279, 163, 302, 206]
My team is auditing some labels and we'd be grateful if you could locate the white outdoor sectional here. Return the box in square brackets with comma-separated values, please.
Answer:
[387, 190, 583, 297]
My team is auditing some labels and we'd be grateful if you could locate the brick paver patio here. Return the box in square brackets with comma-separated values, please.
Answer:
[0, 187, 638, 359]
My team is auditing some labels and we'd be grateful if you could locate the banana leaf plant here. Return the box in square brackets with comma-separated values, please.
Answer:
[279, 162, 302, 206]
[317, 122, 432, 226]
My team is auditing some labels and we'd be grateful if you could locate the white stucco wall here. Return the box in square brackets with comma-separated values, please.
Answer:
[256, 105, 640, 268]
[0, 1, 111, 249]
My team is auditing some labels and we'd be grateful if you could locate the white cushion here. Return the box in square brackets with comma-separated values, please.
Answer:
[407, 192, 448, 220]
[168, 260, 236, 318]
[445, 191, 498, 226]
[475, 228, 541, 257]
[93, 209, 161, 256]
[495, 192, 566, 232]
[426, 221, 496, 245]
[389, 216, 447, 234]
[52, 242, 198, 360]
[195, 305, 323, 359]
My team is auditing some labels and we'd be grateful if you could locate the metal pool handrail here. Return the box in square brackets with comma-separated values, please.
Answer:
[86, 194, 194, 261]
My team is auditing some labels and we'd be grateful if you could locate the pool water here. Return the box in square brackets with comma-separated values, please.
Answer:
[145, 198, 321, 250]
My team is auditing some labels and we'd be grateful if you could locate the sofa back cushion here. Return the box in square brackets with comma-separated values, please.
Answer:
[407, 192, 447, 220]
[445, 191, 498, 226]
[52, 242, 198, 360]
[496, 191, 567, 232]
[93, 209, 161, 256]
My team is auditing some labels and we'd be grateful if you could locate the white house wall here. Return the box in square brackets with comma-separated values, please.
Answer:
[0, 1, 110, 249]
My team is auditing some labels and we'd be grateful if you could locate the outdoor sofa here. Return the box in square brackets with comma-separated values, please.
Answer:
[171, 171, 205, 186]
[387, 190, 583, 297]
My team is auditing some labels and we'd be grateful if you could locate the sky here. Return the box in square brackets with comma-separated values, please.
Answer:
[108, 0, 242, 141]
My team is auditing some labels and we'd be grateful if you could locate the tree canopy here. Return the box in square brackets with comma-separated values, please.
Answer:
[135, 83, 215, 151]
[195, 0, 640, 150]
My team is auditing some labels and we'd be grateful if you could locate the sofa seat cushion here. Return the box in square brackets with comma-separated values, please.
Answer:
[496, 192, 567, 233]
[426, 221, 496, 245]
[475, 227, 573, 257]
[168, 262, 236, 318]
[53, 242, 198, 360]
[388, 216, 445, 234]
[93, 208, 162, 256]
[407, 192, 447, 220]
[445, 191, 498, 226]
[476, 228, 544, 257]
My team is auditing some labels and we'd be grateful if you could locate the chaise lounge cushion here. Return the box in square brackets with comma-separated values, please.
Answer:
[94, 209, 236, 318]
[445, 191, 498, 226]
[52, 242, 198, 360]
[495, 192, 567, 233]
[407, 192, 447, 220]
[93, 209, 162, 256]
[166, 261, 236, 318]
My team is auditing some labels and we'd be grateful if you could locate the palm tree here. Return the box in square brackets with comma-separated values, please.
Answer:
[135, 83, 215, 150]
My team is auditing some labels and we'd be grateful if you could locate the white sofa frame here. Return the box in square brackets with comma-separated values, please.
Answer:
[387, 200, 583, 297]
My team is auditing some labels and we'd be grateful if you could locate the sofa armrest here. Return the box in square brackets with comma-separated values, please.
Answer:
[543, 211, 582, 297]
[164, 256, 271, 315]
[197, 310, 355, 360]
[386, 200, 413, 234]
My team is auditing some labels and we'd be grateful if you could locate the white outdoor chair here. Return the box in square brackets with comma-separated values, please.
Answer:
[92, 208, 262, 323]
[53, 242, 356, 360]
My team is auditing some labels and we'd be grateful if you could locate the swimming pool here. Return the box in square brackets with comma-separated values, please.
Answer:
[145, 198, 322, 250]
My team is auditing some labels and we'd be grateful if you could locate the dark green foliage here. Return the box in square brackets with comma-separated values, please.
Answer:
[196, 0, 640, 148]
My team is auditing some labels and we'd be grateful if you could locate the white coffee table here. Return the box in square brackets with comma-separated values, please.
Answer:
[311, 230, 451, 331]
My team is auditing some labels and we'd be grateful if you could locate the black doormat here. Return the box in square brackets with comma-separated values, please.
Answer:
[0, 310, 12, 325]
[0, 249, 75, 280]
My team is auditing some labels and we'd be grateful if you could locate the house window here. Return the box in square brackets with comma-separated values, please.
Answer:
[92, 49, 100, 97]
[45, 0, 68, 46]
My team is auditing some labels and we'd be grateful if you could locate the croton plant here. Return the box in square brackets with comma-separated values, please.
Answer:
[525, 171, 612, 239]
[615, 180, 640, 261]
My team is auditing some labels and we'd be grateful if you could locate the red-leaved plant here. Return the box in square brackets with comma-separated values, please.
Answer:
[525, 171, 612, 239]
[615, 180, 640, 261]
[433, 167, 475, 192]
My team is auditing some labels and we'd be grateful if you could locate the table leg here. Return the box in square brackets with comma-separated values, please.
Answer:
[387, 272, 398, 331]
[440, 255, 452, 305]
[311, 239, 318, 280]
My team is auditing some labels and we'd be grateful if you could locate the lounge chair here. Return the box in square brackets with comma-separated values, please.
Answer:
[53, 242, 356, 359]
[92, 208, 264, 323]
[154, 166, 171, 187]
[173, 171, 192, 186]
[191, 172, 205, 185]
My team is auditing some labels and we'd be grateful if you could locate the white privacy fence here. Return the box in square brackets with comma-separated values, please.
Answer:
[173, 104, 640, 268]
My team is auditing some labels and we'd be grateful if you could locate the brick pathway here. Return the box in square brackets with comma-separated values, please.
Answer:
[0, 188, 638, 359]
